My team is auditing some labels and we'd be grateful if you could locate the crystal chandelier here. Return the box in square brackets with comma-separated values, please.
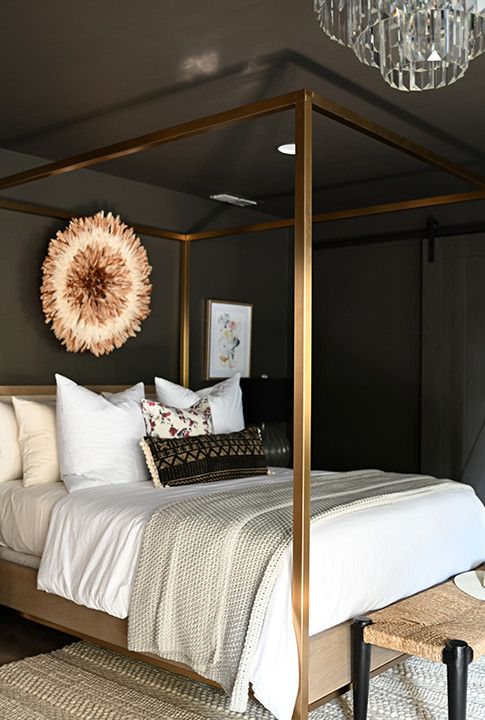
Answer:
[314, 0, 485, 90]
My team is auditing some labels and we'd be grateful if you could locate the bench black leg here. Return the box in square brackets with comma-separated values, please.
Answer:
[443, 640, 473, 720]
[352, 616, 373, 720]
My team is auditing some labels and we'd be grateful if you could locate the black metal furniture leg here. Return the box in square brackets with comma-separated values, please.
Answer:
[352, 616, 373, 720]
[443, 640, 473, 720]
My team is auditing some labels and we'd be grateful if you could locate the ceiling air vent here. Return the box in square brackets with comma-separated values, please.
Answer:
[210, 193, 257, 208]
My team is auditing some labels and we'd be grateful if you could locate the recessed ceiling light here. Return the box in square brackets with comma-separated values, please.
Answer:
[210, 193, 257, 207]
[277, 143, 296, 155]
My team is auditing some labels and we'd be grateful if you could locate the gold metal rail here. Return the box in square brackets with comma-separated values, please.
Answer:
[4, 189, 485, 245]
[292, 91, 313, 720]
[186, 189, 485, 241]
[310, 91, 485, 188]
[0, 92, 301, 191]
[179, 241, 191, 387]
[0, 197, 187, 241]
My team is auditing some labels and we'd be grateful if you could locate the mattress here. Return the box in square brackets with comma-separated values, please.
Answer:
[37, 469, 485, 720]
[0, 546, 40, 569]
[0, 480, 66, 558]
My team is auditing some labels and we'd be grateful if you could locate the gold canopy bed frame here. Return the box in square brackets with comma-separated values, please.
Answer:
[0, 89, 484, 720]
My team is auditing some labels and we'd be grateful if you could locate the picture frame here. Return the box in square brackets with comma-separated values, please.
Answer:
[205, 300, 253, 380]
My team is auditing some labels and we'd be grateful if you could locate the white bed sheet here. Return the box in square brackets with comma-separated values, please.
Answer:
[0, 480, 66, 557]
[37, 471, 485, 720]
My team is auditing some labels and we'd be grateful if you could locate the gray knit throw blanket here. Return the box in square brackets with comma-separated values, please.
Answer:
[128, 470, 455, 712]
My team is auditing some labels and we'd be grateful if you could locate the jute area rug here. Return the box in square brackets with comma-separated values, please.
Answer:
[0, 641, 484, 719]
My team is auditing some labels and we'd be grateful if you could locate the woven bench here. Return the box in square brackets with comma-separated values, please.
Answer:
[352, 573, 485, 720]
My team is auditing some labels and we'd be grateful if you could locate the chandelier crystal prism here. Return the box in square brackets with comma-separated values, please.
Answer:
[314, 0, 485, 90]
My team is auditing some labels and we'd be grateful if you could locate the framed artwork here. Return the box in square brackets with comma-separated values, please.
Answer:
[205, 300, 253, 379]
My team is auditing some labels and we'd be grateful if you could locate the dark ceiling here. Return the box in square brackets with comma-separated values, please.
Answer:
[1, 0, 484, 219]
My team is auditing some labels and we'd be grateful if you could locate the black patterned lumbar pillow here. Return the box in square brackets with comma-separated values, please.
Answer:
[140, 426, 268, 487]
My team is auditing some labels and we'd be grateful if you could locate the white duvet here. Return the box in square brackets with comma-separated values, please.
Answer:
[38, 470, 485, 720]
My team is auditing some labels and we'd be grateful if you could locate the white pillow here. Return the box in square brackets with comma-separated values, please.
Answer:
[0, 403, 22, 482]
[102, 384, 145, 406]
[56, 375, 147, 491]
[12, 397, 60, 486]
[154, 374, 244, 434]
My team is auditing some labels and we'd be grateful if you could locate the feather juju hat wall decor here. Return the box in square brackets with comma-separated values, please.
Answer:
[40, 211, 152, 356]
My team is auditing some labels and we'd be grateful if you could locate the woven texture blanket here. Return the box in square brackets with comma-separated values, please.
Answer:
[128, 470, 454, 712]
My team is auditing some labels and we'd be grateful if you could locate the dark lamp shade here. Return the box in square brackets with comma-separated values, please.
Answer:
[240, 377, 292, 425]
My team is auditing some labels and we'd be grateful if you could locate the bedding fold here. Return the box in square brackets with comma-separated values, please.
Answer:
[128, 469, 455, 711]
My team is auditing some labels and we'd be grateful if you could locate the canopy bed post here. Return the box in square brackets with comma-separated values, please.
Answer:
[179, 240, 190, 387]
[292, 90, 313, 720]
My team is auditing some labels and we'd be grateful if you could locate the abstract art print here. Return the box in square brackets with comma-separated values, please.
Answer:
[205, 300, 252, 379]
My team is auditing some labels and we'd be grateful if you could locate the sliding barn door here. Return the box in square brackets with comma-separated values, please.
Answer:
[422, 233, 485, 503]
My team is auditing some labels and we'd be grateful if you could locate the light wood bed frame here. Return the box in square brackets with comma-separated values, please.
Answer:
[0, 560, 401, 709]
[1, 88, 484, 718]
[0, 387, 402, 710]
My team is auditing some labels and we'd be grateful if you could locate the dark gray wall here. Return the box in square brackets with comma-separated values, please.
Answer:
[312, 238, 422, 473]
[421, 233, 485, 502]
[311, 200, 485, 474]
[189, 232, 291, 389]
[0, 148, 290, 386]
[2, 146, 483, 477]
[0, 209, 180, 384]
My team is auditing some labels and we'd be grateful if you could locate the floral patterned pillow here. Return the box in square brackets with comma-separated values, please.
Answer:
[141, 398, 213, 439]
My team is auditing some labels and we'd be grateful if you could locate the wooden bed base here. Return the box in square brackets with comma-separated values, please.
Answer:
[0, 558, 402, 710]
